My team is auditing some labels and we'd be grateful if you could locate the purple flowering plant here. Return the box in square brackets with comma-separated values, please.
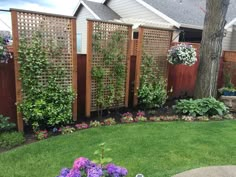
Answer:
[134, 111, 147, 122]
[121, 112, 133, 123]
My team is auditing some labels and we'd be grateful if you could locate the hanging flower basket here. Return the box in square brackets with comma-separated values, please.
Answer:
[0, 37, 13, 64]
[167, 44, 197, 66]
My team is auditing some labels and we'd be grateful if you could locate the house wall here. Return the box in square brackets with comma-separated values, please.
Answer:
[222, 27, 233, 51]
[76, 6, 96, 54]
[106, 0, 169, 24]
[230, 25, 236, 50]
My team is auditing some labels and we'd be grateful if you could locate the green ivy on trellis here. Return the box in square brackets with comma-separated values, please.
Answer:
[18, 32, 75, 131]
[92, 28, 126, 116]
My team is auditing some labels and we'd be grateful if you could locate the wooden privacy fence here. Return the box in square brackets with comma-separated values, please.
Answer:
[86, 19, 132, 117]
[11, 9, 77, 131]
[133, 26, 173, 106]
[168, 42, 201, 98]
[223, 51, 236, 86]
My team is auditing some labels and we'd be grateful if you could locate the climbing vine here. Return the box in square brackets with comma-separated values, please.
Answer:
[18, 33, 75, 130]
[92, 28, 126, 116]
[138, 53, 167, 109]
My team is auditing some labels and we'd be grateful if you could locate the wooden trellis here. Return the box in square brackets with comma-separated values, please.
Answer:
[133, 26, 173, 106]
[86, 19, 132, 117]
[11, 9, 77, 131]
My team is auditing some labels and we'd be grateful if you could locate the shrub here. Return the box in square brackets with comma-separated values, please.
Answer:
[167, 44, 197, 66]
[35, 130, 48, 140]
[75, 123, 89, 130]
[0, 115, 15, 132]
[134, 111, 147, 122]
[59, 126, 75, 135]
[0, 131, 25, 149]
[138, 53, 167, 109]
[104, 118, 116, 126]
[90, 120, 102, 128]
[149, 117, 161, 122]
[121, 112, 133, 123]
[175, 97, 228, 117]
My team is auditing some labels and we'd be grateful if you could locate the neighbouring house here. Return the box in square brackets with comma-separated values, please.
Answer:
[74, 0, 236, 54]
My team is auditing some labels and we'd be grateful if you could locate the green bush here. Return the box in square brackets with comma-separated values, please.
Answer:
[175, 97, 228, 117]
[0, 132, 25, 149]
[138, 53, 167, 109]
[0, 115, 16, 132]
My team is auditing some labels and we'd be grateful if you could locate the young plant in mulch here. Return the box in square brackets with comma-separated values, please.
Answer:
[134, 111, 147, 122]
[35, 130, 48, 140]
[75, 123, 89, 130]
[210, 115, 223, 121]
[149, 117, 161, 122]
[121, 112, 134, 123]
[59, 126, 75, 135]
[182, 116, 195, 122]
[223, 114, 235, 120]
[196, 116, 209, 121]
[103, 118, 116, 126]
[90, 120, 102, 128]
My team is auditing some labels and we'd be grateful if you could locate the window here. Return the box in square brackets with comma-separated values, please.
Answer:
[77, 33, 82, 53]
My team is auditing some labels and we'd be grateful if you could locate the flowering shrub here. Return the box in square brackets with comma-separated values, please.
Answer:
[121, 112, 133, 123]
[149, 117, 160, 122]
[103, 118, 116, 126]
[167, 44, 197, 66]
[59, 126, 75, 135]
[90, 121, 102, 128]
[75, 123, 89, 130]
[134, 111, 147, 122]
[35, 130, 48, 140]
[57, 157, 128, 177]
[0, 37, 12, 64]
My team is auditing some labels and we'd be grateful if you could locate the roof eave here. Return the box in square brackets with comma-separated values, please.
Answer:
[225, 18, 236, 30]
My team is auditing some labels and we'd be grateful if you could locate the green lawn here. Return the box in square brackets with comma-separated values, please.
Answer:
[1, 121, 236, 177]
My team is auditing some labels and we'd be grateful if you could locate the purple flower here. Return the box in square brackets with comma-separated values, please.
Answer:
[106, 164, 128, 177]
[67, 169, 81, 177]
[73, 157, 90, 170]
[87, 166, 103, 177]
[60, 168, 70, 176]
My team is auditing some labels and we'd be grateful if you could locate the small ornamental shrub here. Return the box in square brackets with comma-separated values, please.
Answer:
[223, 114, 234, 120]
[138, 53, 167, 109]
[90, 120, 102, 128]
[0, 131, 25, 149]
[175, 97, 228, 117]
[149, 117, 161, 122]
[60, 126, 75, 135]
[35, 130, 48, 140]
[167, 44, 197, 66]
[182, 116, 195, 122]
[134, 111, 147, 122]
[0, 115, 16, 132]
[104, 118, 116, 126]
[121, 112, 133, 123]
[196, 116, 209, 121]
[75, 123, 89, 130]
[160, 115, 179, 121]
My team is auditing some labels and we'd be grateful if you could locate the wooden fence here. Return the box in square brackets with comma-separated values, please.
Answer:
[11, 9, 77, 131]
[86, 19, 132, 117]
[133, 26, 173, 106]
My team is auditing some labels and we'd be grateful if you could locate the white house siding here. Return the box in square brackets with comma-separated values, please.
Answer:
[76, 6, 96, 54]
[230, 25, 236, 50]
[222, 28, 233, 51]
[107, 0, 169, 24]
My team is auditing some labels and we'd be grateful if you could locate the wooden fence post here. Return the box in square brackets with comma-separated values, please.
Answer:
[85, 20, 93, 117]
[133, 27, 144, 107]
[11, 10, 24, 132]
[125, 26, 132, 107]
[71, 18, 78, 121]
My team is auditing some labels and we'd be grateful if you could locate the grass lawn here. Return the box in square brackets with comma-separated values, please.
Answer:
[1, 121, 236, 177]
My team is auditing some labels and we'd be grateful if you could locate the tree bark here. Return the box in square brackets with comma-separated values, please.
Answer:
[194, 0, 230, 98]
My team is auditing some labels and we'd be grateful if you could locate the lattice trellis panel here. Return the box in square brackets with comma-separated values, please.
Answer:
[11, 9, 77, 131]
[134, 26, 172, 106]
[86, 20, 132, 115]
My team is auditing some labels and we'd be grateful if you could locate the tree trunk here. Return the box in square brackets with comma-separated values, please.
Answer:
[194, 0, 230, 98]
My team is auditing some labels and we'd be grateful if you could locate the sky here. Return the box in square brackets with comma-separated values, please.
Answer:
[0, 0, 102, 31]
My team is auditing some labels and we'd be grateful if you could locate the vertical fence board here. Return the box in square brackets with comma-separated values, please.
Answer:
[85, 21, 93, 117]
